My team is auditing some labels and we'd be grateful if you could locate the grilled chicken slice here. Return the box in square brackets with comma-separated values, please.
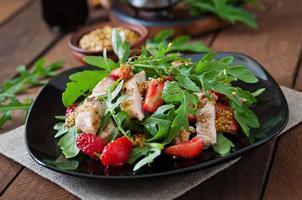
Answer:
[121, 71, 146, 121]
[91, 77, 115, 97]
[75, 77, 115, 134]
[195, 93, 217, 146]
[75, 104, 100, 134]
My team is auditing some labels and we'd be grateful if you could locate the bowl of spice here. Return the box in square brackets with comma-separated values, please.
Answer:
[69, 22, 148, 62]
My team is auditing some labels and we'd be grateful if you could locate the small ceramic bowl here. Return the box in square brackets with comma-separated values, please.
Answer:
[69, 22, 148, 63]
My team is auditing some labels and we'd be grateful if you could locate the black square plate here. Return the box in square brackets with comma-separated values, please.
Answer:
[25, 52, 289, 179]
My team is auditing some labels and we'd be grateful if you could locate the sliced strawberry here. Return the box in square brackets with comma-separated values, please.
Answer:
[76, 133, 106, 159]
[187, 113, 197, 123]
[164, 137, 203, 159]
[109, 65, 132, 80]
[101, 136, 133, 167]
[66, 103, 77, 115]
[215, 103, 239, 134]
[143, 78, 167, 113]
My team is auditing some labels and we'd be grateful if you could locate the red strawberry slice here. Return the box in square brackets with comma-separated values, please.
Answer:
[109, 65, 132, 81]
[164, 137, 203, 159]
[76, 133, 106, 159]
[66, 103, 77, 115]
[143, 78, 168, 113]
[101, 136, 133, 167]
[187, 113, 197, 123]
[215, 103, 239, 134]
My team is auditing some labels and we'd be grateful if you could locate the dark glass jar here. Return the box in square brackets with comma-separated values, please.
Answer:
[41, 0, 89, 33]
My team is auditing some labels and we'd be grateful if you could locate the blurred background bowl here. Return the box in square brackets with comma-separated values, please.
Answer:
[69, 22, 148, 63]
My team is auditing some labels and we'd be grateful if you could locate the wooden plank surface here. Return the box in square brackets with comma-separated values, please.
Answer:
[1, 168, 77, 200]
[294, 56, 302, 91]
[179, 140, 276, 200]
[0, 156, 22, 195]
[0, 0, 59, 85]
[0, 0, 32, 25]
[212, 0, 302, 87]
[264, 124, 302, 200]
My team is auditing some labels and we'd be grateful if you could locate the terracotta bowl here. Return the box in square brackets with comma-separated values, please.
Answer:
[69, 22, 148, 63]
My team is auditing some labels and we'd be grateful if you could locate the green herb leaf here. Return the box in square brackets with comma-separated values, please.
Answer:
[183, 0, 258, 28]
[43, 159, 79, 170]
[57, 126, 79, 158]
[112, 28, 130, 64]
[143, 104, 175, 141]
[227, 65, 258, 83]
[129, 143, 163, 171]
[54, 122, 69, 138]
[162, 81, 199, 143]
[62, 70, 108, 107]
[83, 56, 117, 72]
[213, 134, 235, 155]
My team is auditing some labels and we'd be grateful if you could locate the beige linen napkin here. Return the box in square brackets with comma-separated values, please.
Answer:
[0, 86, 301, 200]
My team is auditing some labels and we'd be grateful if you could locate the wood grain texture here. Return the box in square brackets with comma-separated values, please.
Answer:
[0, 0, 59, 85]
[212, 0, 302, 87]
[294, 56, 302, 91]
[1, 168, 78, 200]
[178, 140, 276, 200]
[0, 155, 22, 195]
[264, 124, 302, 200]
[0, 0, 32, 25]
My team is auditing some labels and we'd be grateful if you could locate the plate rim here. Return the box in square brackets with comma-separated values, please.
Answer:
[24, 51, 289, 179]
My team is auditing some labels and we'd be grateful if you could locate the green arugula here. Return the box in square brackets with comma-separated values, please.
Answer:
[57, 125, 79, 159]
[162, 81, 199, 143]
[112, 28, 130, 64]
[43, 159, 79, 170]
[0, 58, 63, 128]
[62, 70, 108, 107]
[143, 104, 175, 142]
[182, 0, 261, 28]
[83, 55, 117, 72]
[103, 80, 131, 138]
[213, 133, 235, 154]
[129, 143, 163, 171]
[146, 29, 209, 54]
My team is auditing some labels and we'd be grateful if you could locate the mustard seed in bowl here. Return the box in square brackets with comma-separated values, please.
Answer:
[79, 26, 139, 51]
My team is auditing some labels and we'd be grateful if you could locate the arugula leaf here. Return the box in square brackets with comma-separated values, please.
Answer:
[57, 126, 79, 158]
[146, 29, 210, 54]
[213, 134, 235, 154]
[227, 65, 258, 83]
[162, 81, 199, 143]
[0, 58, 63, 128]
[83, 56, 117, 72]
[153, 29, 174, 42]
[104, 80, 131, 138]
[112, 28, 130, 64]
[175, 68, 200, 92]
[182, 0, 258, 28]
[143, 104, 175, 141]
[62, 70, 108, 107]
[54, 122, 69, 138]
[43, 159, 79, 170]
[129, 143, 163, 171]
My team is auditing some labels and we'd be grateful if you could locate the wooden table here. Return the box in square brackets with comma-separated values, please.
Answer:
[0, 0, 302, 199]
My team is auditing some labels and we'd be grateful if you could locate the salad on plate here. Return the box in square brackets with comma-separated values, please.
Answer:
[54, 29, 264, 172]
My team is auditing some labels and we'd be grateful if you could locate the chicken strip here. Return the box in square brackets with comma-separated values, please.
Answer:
[121, 71, 146, 121]
[195, 93, 217, 146]
[75, 77, 115, 134]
